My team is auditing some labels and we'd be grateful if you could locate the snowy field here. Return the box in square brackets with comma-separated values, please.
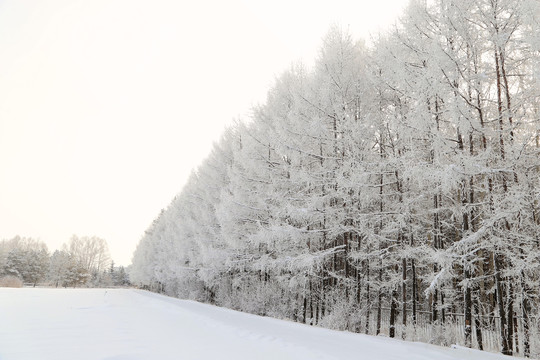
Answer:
[0, 288, 516, 360]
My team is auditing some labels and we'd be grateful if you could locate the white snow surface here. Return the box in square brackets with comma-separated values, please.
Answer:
[0, 288, 512, 360]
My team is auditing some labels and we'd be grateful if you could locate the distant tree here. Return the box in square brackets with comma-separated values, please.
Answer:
[25, 248, 49, 286]
[3, 248, 26, 279]
[63, 235, 111, 274]
[2, 237, 49, 286]
[49, 250, 73, 288]
[0, 238, 20, 272]
[66, 264, 90, 287]
[103, 261, 130, 287]
[116, 266, 130, 286]
[0, 236, 48, 276]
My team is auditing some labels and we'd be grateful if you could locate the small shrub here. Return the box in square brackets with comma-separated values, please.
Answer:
[0, 275, 23, 288]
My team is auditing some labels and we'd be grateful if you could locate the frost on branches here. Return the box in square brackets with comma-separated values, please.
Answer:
[131, 1, 540, 357]
[0, 235, 128, 288]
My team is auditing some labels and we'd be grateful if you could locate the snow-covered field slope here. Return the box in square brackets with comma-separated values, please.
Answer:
[0, 288, 514, 360]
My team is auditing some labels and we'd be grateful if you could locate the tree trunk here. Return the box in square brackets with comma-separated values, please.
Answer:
[376, 265, 383, 336]
[521, 272, 531, 357]
[365, 258, 371, 334]
[411, 258, 417, 326]
[389, 286, 397, 338]
[464, 270, 472, 348]
[474, 297, 483, 351]
[402, 257, 407, 339]
[494, 253, 511, 355]
[507, 284, 514, 353]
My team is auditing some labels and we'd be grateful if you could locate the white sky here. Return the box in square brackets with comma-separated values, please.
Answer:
[0, 0, 407, 266]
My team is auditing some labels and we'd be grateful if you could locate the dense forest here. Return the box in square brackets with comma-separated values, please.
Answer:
[131, 0, 540, 357]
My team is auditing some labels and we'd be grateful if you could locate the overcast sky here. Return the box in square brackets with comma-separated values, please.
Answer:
[0, 0, 407, 266]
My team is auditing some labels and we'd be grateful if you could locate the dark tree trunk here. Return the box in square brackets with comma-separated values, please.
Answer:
[474, 297, 483, 351]
[302, 296, 307, 324]
[507, 284, 514, 353]
[365, 258, 371, 334]
[389, 286, 397, 338]
[494, 253, 511, 355]
[464, 268, 472, 348]
[411, 258, 417, 325]
[376, 266, 382, 336]
[521, 273, 531, 357]
[402, 257, 407, 339]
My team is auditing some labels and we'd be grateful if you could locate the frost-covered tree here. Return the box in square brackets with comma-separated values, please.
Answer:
[49, 250, 75, 287]
[130, 4, 540, 357]
[1, 237, 49, 286]
[3, 248, 26, 279]
[63, 235, 111, 274]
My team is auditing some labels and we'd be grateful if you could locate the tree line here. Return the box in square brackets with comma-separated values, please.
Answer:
[131, 0, 540, 357]
[0, 235, 129, 288]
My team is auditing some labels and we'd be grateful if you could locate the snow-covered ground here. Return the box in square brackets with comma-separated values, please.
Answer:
[0, 288, 515, 360]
